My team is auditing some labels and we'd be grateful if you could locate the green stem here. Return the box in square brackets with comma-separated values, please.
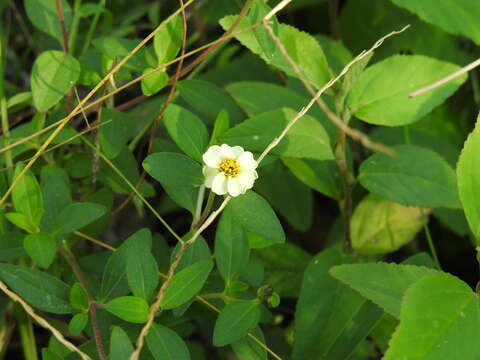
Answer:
[68, 0, 83, 56]
[80, 0, 105, 55]
[14, 305, 38, 360]
[420, 209, 441, 270]
[0, 23, 12, 179]
[403, 125, 411, 145]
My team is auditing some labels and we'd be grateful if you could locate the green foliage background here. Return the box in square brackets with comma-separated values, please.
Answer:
[0, 0, 480, 359]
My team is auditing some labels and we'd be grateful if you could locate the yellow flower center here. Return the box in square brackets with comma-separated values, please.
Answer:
[219, 158, 240, 177]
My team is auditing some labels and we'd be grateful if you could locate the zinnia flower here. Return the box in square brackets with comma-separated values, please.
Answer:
[202, 144, 258, 197]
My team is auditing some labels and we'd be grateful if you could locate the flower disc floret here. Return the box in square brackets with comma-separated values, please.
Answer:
[202, 144, 258, 197]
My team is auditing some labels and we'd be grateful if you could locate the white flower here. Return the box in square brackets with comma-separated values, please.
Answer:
[202, 144, 258, 197]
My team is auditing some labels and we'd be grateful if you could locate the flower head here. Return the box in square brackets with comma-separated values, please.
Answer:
[202, 144, 258, 197]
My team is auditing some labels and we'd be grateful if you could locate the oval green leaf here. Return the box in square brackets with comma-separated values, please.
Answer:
[347, 55, 467, 126]
[31, 51, 80, 112]
[104, 296, 149, 323]
[161, 260, 213, 310]
[358, 145, 460, 208]
[146, 323, 191, 360]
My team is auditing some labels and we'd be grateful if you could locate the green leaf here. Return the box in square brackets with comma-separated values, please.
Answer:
[126, 229, 159, 301]
[92, 37, 149, 71]
[177, 79, 245, 125]
[41, 165, 72, 232]
[171, 235, 211, 272]
[384, 273, 480, 359]
[231, 326, 267, 360]
[255, 162, 313, 231]
[146, 323, 191, 360]
[249, 0, 278, 60]
[161, 260, 213, 310]
[141, 68, 168, 96]
[11, 164, 43, 229]
[5, 212, 38, 234]
[340, 0, 470, 66]
[213, 301, 261, 347]
[229, 191, 285, 248]
[54, 202, 107, 234]
[153, 14, 183, 65]
[389, 0, 480, 45]
[99, 109, 131, 159]
[104, 296, 149, 323]
[347, 55, 467, 126]
[24, 232, 56, 268]
[209, 110, 230, 146]
[69, 283, 89, 311]
[293, 248, 383, 360]
[282, 158, 342, 199]
[330, 262, 439, 318]
[358, 145, 460, 208]
[220, 108, 333, 161]
[351, 193, 425, 254]
[143, 152, 203, 213]
[254, 243, 310, 298]
[0, 264, 71, 314]
[68, 313, 88, 335]
[31, 51, 81, 112]
[457, 114, 480, 239]
[219, 17, 331, 89]
[215, 206, 249, 283]
[0, 232, 26, 261]
[163, 104, 209, 162]
[24, 0, 72, 40]
[110, 326, 134, 360]
[226, 81, 337, 140]
[101, 244, 130, 301]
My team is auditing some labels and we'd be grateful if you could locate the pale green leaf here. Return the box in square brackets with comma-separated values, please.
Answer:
[347, 55, 467, 126]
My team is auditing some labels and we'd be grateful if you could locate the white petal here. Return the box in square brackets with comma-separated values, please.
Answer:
[211, 173, 228, 195]
[236, 170, 257, 191]
[227, 177, 244, 197]
[237, 151, 257, 170]
[220, 144, 244, 159]
[203, 166, 218, 188]
[203, 145, 222, 168]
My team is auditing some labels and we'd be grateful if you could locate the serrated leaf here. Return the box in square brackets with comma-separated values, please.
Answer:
[457, 114, 480, 239]
[161, 260, 213, 310]
[213, 301, 261, 347]
[292, 248, 382, 360]
[384, 273, 480, 360]
[358, 145, 460, 208]
[219, 16, 331, 89]
[330, 262, 439, 318]
[347, 55, 467, 126]
[389, 0, 480, 45]
[31, 51, 80, 112]
[220, 108, 333, 161]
